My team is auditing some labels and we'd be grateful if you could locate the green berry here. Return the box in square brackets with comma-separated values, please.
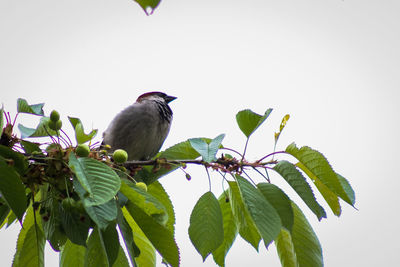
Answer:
[76, 144, 90, 157]
[113, 149, 128, 163]
[48, 120, 62, 131]
[50, 110, 60, 122]
[136, 182, 148, 192]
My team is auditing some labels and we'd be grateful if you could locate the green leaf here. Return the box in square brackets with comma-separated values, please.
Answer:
[236, 108, 272, 138]
[59, 202, 91, 246]
[212, 191, 238, 267]
[113, 247, 130, 267]
[0, 159, 27, 222]
[134, 0, 162, 15]
[42, 195, 67, 251]
[60, 239, 86, 267]
[68, 117, 98, 144]
[291, 202, 323, 267]
[117, 208, 139, 267]
[120, 182, 168, 225]
[20, 140, 42, 154]
[122, 207, 156, 267]
[158, 138, 213, 160]
[147, 181, 176, 234]
[13, 206, 45, 267]
[7, 210, 17, 227]
[125, 201, 180, 267]
[275, 228, 297, 267]
[84, 226, 129, 267]
[228, 181, 261, 250]
[257, 183, 294, 231]
[98, 224, 120, 267]
[69, 152, 121, 207]
[189, 191, 224, 261]
[74, 176, 118, 230]
[286, 143, 353, 205]
[296, 162, 341, 216]
[18, 117, 58, 138]
[189, 134, 225, 163]
[0, 144, 28, 175]
[137, 138, 214, 184]
[84, 227, 108, 267]
[235, 175, 281, 248]
[337, 173, 356, 205]
[0, 105, 4, 137]
[17, 98, 44, 116]
[0, 200, 11, 228]
[275, 114, 290, 144]
[273, 160, 326, 220]
[84, 198, 118, 231]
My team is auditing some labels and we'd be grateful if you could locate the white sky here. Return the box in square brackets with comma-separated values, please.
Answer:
[1, 0, 399, 266]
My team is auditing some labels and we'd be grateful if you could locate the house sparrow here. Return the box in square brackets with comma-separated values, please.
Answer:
[102, 92, 176, 161]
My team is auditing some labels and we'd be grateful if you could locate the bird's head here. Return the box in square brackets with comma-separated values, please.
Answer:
[136, 91, 177, 104]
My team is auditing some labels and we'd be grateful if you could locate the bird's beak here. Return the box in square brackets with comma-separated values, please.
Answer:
[165, 95, 177, 103]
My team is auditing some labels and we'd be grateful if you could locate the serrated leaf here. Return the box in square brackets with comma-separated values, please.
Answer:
[273, 160, 326, 220]
[13, 206, 45, 267]
[148, 181, 175, 234]
[257, 183, 294, 231]
[134, 0, 162, 15]
[291, 202, 323, 267]
[125, 201, 179, 267]
[17, 98, 44, 116]
[0, 159, 27, 222]
[212, 191, 238, 267]
[236, 109, 272, 138]
[68, 117, 98, 144]
[120, 182, 168, 226]
[122, 207, 156, 267]
[275, 228, 297, 267]
[18, 117, 59, 138]
[74, 177, 118, 230]
[235, 175, 281, 248]
[337, 173, 356, 205]
[228, 181, 261, 250]
[296, 162, 341, 216]
[189, 191, 224, 261]
[69, 152, 121, 207]
[60, 239, 86, 267]
[286, 143, 352, 205]
[189, 134, 225, 163]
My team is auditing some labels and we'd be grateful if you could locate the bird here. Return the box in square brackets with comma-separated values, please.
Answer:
[102, 91, 176, 161]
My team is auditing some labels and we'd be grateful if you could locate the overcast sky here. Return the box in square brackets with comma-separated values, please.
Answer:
[1, 0, 399, 266]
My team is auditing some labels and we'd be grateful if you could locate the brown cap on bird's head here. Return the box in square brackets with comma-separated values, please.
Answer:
[136, 92, 177, 103]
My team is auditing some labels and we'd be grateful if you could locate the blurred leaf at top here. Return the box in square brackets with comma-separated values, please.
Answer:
[134, 0, 162, 15]
[236, 109, 272, 138]
[68, 117, 97, 144]
[17, 98, 44, 116]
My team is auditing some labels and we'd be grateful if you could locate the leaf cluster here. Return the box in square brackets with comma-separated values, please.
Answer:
[0, 99, 355, 267]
